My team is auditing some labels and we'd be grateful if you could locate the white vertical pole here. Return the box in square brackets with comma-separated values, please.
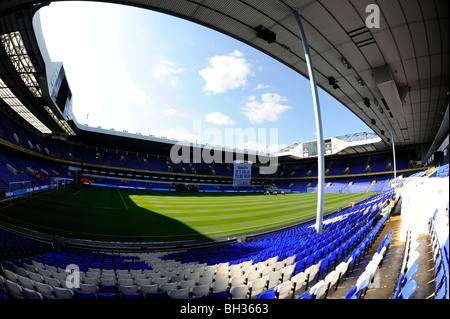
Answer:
[390, 124, 397, 186]
[292, 8, 324, 234]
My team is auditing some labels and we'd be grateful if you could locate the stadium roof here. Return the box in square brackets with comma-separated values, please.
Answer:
[0, 0, 448, 158]
[276, 131, 384, 158]
[333, 132, 383, 155]
[278, 132, 380, 151]
[334, 132, 379, 143]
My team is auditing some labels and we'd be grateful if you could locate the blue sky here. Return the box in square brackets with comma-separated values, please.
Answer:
[38, 1, 371, 153]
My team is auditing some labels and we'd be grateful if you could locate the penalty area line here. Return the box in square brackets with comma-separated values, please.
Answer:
[73, 187, 86, 196]
[117, 189, 129, 210]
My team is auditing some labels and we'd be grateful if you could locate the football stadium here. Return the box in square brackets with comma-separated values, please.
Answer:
[0, 0, 448, 309]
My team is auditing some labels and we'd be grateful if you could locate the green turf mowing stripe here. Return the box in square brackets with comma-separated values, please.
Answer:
[0, 185, 376, 242]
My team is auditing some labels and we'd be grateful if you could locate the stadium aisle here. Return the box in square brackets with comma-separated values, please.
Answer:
[326, 216, 403, 299]
[405, 234, 435, 299]
[327, 199, 436, 299]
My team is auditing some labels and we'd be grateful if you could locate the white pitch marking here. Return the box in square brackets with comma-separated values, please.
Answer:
[117, 189, 129, 210]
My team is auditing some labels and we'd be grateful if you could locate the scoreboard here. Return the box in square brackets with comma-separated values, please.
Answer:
[50, 65, 72, 114]
[300, 139, 333, 157]
[275, 133, 382, 159]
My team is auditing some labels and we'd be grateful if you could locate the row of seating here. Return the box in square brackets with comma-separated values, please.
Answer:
[344, 229, 393, 299]
[293, 201, 396, 300]
[22, 249, 152, 273]
[428, 209, 449, 299]
[0, 252, 298, 299]
[0, 276, 244, 300]
[391, 252, 419, 299]
[305, 212, 393, 300]
[0, 227, 51, 258]
[433, 164, 449, 178]
[11, 250, 297, 285]
[391, 228, 418, 299]
[0, 267, 294, 300]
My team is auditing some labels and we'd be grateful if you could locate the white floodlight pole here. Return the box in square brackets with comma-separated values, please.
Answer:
[390, 124, 397, 187]
[292, 8, 324, 234]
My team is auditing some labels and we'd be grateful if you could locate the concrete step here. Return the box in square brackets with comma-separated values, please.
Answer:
[327, 205, 436, 299]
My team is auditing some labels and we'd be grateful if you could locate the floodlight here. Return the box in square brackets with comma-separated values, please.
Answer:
[328, 77, 336, 86]
[255, 25, 276, 43]
[328, 77, 339, 89]
[342, 58, 351, 69]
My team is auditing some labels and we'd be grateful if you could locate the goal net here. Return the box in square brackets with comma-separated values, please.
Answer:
[0, 181, 32, 207]
[51, 177, 73, 190]
[8, 180, 33, 199]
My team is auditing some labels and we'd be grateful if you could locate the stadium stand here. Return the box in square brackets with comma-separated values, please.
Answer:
[0, 152, 448, 302]
[2, 108, 420, 196]
[0, 0, 448, 307]
[428, 207, 449, 299]
[1, 102, 448, 301]
[0, 189, 394, 299]
[392, 228, 420, 299]
[434, 164, 449, 178]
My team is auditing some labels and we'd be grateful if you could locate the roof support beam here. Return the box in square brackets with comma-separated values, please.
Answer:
[292, 8, 324, 234]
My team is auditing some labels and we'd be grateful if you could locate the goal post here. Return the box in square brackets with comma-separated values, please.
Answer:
[8, 180, 33, 199]
[51, 177, 73, 190]
[263, 185, 289, 195]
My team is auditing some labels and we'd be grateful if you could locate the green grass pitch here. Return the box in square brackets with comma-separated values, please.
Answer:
[0, 184, 375, 242]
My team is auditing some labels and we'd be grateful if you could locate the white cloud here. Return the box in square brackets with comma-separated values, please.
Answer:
[164, 108, 177, 116]
[242, 93, 292, 124]
[199, 50, 252, 94]
[152, 60, 185, 85]
[204, 112, 235, 125]
[255, 83, 270, 90]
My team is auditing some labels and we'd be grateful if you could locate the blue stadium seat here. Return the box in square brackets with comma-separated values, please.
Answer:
[42, 294, 60, 299]
[99, 284, 117, 294]
[189, 295, 207, 299]
[207, 289, 229, 299]
[345, 285, 357, 299]
[145, 291, 168, 300]
[399, 280, 417, 299]
[97, 293, 120, 299]
[122, 292, 144, 299]
[74, 290, 96, 300]
[254, 290, 275, 299]
[297, 292, 312, 299]
[392, 273, 404, 299]
[353, 279, 369, 299]
[404, 263, 419, 284]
